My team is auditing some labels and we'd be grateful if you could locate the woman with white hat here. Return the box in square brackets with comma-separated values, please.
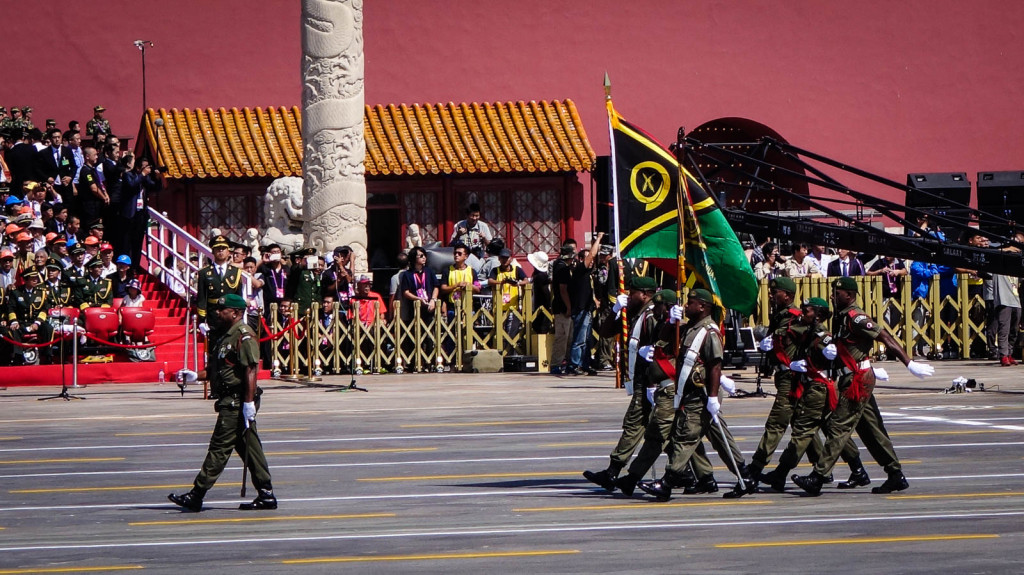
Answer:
[527, 251, 552, 334]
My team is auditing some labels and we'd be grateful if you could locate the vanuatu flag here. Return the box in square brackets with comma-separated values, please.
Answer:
[607, 100, 679, 259]
[607, 98, 757, 314]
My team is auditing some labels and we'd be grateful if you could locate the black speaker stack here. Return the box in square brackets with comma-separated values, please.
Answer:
[905, 172, 972, 229]
[977, 171, 1024, 236]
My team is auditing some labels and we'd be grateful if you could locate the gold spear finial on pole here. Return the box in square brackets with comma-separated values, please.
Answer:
[604, 72, 612, 101]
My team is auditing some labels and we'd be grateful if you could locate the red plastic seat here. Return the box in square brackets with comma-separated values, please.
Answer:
[112, 297, 124, 309]
[50, 307, 81, 324]
[83, 308, 120, 343]
[121, 309, 156, 343]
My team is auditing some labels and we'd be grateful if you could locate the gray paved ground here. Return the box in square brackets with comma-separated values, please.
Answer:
[0, 360, 1022, 574]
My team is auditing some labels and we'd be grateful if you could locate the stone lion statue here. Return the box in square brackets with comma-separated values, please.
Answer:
[262, 177, 305, 253]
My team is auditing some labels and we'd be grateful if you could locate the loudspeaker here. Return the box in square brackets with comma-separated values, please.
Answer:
[905, 172, 971, 229]
[977, 171, 1024, 236]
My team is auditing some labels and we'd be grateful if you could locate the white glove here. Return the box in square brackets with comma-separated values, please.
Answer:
[242, 401, 257, 428]
[645, 387, 655, 405]
[178, 369, 198, 383]
[198, 322, 210, 337]
[873, 367, 890, 381]
[638, 345, 655, 362]
[719, 375, 736, 395]
[789, 359, 808, 373]
[612, 294, 629, 314]
[759, 336, 773, 351]
[906, 360, 934, 379]
[669, 305, 684, 324]
[706, 396, 721, 422]
[822, 343, 837, 360]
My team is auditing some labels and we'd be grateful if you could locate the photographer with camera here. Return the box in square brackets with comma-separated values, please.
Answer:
[119, 156, 163, 273]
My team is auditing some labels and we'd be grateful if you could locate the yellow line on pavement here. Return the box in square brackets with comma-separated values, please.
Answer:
[282, 549, 580, 564]
[116, 428, 308, 436]
[267, 447, 436, 456]
[0, 457, 125, 465]
[716, 534, 999, 549]
[131, 513, 395, 526]
[515, 500, 773, 512]
[889, 430, 1012, 437]
[0, 437, 22, 441]
[11, 482, 240, 494]
[540, 442, 614, 447]
[358, 471, 581, 482]
[400, 419, 588, 428]
[0, 567, 142, 574]
[888, 492, 1024, 500]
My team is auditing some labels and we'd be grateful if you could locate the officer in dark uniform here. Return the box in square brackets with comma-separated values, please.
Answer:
[80, 259, 113, 309]
[638, 289, 749, 500]
[85, 106, 112, 142]
[6, 270, 54, 364]
[285, 247, 320, 317]
[63, 244, 88, 309]
[197, 235, 245, 389]
[169, 294, 277, 512]
[0, 282, 10, 365]
[793, 276, 934, 496]
[44, 259, 72, 307]
[583, 276, 659, 492]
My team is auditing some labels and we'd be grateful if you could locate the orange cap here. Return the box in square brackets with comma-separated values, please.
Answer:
[84, 236, 100, 246]
[16, 231, 32, 242]
[18, 205, 33, 215]
[4, 223, 21, 235]
[0, 249, 13, 260]
[45, 232, 57, 243]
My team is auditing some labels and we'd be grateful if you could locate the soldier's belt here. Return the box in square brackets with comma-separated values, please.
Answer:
[657, 378, 675, 390]
[837, 359, 871, 377]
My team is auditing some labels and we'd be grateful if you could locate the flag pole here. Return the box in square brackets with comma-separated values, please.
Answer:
[605, 73, 627, 390]
[674, 128, 688, 352]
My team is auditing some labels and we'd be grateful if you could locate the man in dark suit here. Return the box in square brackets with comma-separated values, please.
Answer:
[4, 128, 37, 198]
[34, 128, 76, 199]
[100, 143, 130, 255]
[826, 249, 865, 278]
[119, 157, 162, 273]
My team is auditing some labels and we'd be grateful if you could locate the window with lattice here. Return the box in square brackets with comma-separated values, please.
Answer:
[402, 192, 438, 245]
[509, 188, 561, 255]
[198, 195, 248, 243]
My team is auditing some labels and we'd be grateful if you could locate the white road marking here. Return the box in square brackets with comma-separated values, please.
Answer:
[881, 411, 1024, 432]
[1, 509, 1023, 553]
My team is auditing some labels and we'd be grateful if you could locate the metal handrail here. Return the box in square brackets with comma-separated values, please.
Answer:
[145, 207, 212, 298]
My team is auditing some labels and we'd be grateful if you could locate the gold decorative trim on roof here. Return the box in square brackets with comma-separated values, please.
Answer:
[138, 100, 595, 179]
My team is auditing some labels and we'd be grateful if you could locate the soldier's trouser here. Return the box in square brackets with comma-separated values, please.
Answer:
[627, 384, 713, 479]
[193, 397, 272, 493]
[663, 393, 744, 484]
[608, 383, 651, 473]
[814, 374, 901, 476]
[752, 372, 822, 467]
[777, 381, 857, 473]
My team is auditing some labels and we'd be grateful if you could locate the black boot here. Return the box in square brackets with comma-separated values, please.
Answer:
[683, 474, 719, 495]
[791, 471, 826, 496]
[239, 488, 278, 510]
[836, 466, 871, 489]
[614, 473, 642, 497]
[871, 472, 909, 494]
[760, 467, 789, 492]
[744, 462, 764, 494]
[168, 488, 205, 512]
[583, 469, 618, 492]
[637, 478, 673, 501]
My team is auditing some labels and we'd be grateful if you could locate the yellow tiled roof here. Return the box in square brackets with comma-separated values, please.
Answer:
[138, 100, 595, 179]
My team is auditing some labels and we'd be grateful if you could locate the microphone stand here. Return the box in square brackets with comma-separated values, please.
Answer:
[39, 314, 85, 401]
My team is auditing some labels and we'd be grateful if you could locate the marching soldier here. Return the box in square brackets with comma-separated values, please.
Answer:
[80, 259, 113, 308]
[6, 270, 54, 364]
[610, 289, 719, 497]
[169, 294, 277, 512]
[793, 277, 934, 496]
[760, 297, 864, 491]
[582, 276, 659, 492]
[197, 235, 245, 392]
[638, 289, 750, 500]
[285, 247, 320, 317]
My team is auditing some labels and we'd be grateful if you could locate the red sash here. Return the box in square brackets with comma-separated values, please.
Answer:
[835, 339, 873, 403]
[653, 347, 677, 381]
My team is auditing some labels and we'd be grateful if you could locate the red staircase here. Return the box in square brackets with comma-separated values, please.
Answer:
[2, 271, 201, 387]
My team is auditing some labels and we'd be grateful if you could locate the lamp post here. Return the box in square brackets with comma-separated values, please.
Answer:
[134, 40, 154, 113]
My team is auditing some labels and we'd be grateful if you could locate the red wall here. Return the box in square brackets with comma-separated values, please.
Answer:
[7, 1, 1024, 236]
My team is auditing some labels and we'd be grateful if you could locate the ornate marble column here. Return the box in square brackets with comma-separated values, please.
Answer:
[301, 0, 367, 272]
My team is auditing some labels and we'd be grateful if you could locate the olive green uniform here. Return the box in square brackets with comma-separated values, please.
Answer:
[79, 277, 113, 308]
[85, 117, 112, 138]
[750, 305, 824, 468]
[6, 285, 54, 363]
[813, 304, 902, 476]
[197, 262, 244, 376]
[63, 266, 87, 309]
[192, 319, 272, 493]
[773, 320, 860, 477]
[661, 316, 745, 486]
[287, 268, 321, 317]
[606, 303, 658, 474]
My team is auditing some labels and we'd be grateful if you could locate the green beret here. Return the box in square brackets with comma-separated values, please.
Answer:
[803, 297, 829, 310]
[688, 288, 715, 304]
[217, 293, 247, 310]
[769, 276, 797, 294]
[832, 276, 858, 293]
[630, 276, 658, 291]
[653, 289, 677, 305]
